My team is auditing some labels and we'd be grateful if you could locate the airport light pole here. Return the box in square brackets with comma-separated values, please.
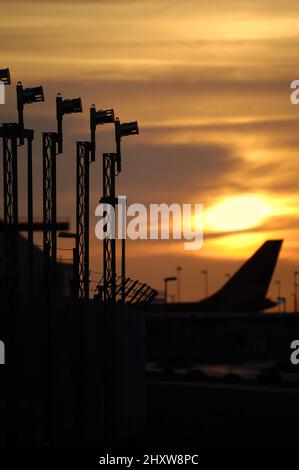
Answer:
[42, 94, 82, 446]
[294, 271, 299, 313]
[76, 141, 93, 301]
[176, 266, 182, 302]
[101, 152, 118, 303]
[164, 276, 177, 304]
[89, 105, 115, 302]
[43, 94, 82, 293]
[201, 270, 208, 298]
[115, 118, 139, 303]
[100, 116, 138, 446]
[16, 81, 45, 298]
[1, 72, 45, 447]
[1, 75, 44, 301]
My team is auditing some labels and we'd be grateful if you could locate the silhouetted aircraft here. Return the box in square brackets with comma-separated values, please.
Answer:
[149, 240, 283, 313]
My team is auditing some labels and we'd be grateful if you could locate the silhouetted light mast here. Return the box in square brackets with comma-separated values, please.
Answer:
[114, 118, 139, 303]
[75, 141, 91, 301]
[16, 81, 45, 297]
[0, 70, 46, 446]
[43, 94, 82, 294]
[87, 104, 115, 302]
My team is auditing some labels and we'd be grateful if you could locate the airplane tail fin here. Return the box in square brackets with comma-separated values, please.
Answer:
[217, 240, 283, 311]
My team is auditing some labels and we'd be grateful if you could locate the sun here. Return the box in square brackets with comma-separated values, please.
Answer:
[204, 194, 274, 233]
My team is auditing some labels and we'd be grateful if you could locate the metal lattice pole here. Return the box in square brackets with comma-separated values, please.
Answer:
[1, 123, 20, 447]
[42, 131, 57, 444]
[76, 141, 91, 300]
[102, 152, 116, 303]
[43, 132, 58, 289]
[2, 125, 19, 293]
[27, 135, 34, 299]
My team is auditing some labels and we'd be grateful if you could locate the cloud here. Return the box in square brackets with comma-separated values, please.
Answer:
[117, 141, 242, 203]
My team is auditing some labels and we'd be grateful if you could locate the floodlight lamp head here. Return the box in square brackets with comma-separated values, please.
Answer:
[57, 95, 82, 118]
[56, 95, 82, 154]
[21, 85, 44, 105]
[16, 82, 44, 145]
[90, 106, 115, 127]
[94, 109, 115, 126]
[119, 121, 139, 138]
[0, 68, 10, 85]
[114, 119, 139, 174]
[90, 105, 115, 162]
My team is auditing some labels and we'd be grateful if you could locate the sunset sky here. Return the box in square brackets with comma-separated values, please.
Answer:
[1, 0, 299, 306]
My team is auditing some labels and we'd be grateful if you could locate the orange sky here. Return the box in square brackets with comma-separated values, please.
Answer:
[1, 0, 299, 307]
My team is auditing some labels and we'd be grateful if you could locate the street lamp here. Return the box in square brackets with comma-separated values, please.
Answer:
[56, 94, 82, 154]
[176, 266, 182, 302]
[90, 105, 115, 162]
[164, 276, 177, 304]
[0, 68, 10, 85]
[201, 270, 208, 298]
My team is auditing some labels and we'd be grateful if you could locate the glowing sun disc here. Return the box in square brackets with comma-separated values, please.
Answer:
[204, 195, 273, 232]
